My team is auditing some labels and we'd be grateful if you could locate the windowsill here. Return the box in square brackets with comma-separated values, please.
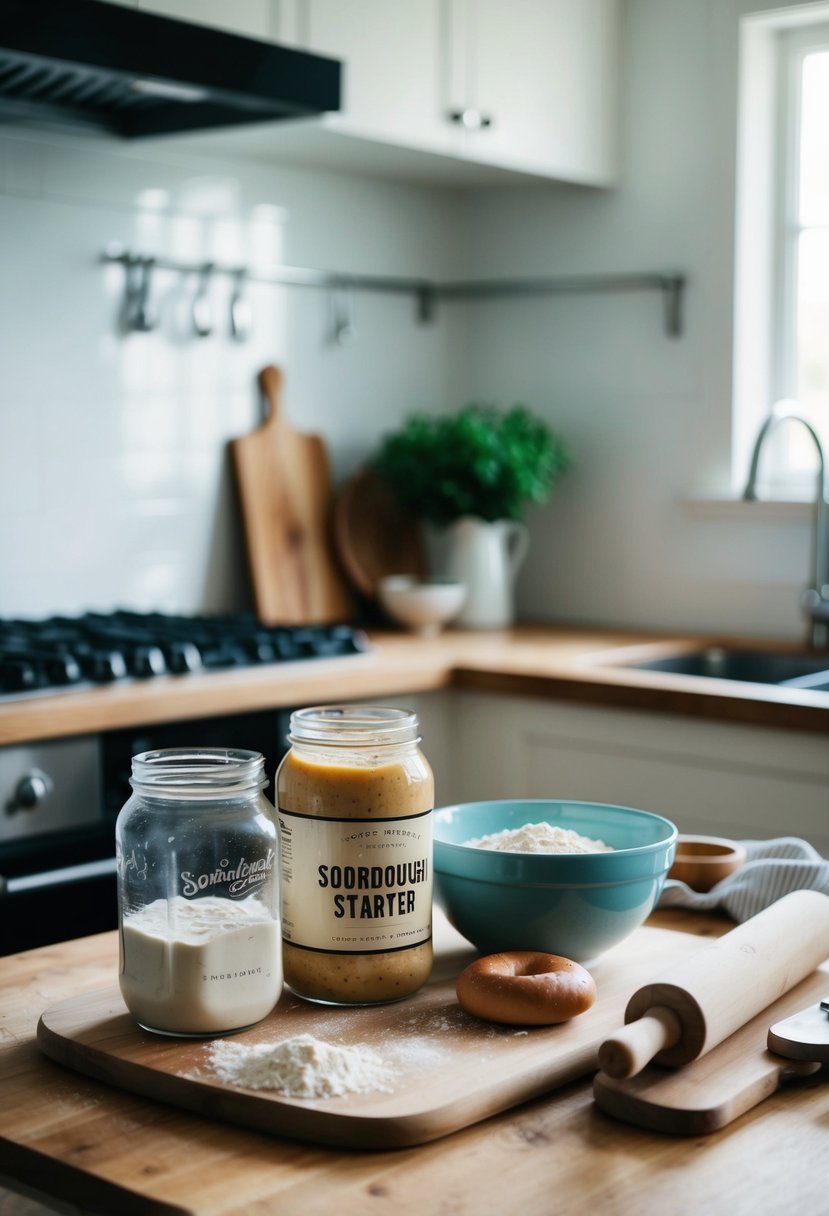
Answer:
[682, 497, 814, 520]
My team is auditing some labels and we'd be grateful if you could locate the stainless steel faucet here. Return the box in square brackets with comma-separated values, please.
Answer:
[743, 401, 829, 648]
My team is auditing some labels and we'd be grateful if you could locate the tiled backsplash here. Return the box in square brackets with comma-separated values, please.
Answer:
[0, 6, 818, 645]
[0, 128, 466, 618]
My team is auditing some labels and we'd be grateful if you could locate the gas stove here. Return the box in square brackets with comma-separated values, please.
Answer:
[0, 609, 370, 954]
[0, 610, 369, 698]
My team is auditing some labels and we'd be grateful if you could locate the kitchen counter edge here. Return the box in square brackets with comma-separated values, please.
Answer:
[1, 624, 827, 746]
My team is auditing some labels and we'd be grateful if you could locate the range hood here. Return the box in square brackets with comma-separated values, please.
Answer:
[0, 0, 341, 139]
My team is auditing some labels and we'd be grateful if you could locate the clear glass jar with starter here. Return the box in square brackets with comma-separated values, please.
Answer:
[276, 705, 434, 1005]
[116, 748, 281, 1036]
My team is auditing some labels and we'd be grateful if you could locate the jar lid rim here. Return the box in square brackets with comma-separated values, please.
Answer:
[130, 748, 267, 793]
[289, 705, 418, 746]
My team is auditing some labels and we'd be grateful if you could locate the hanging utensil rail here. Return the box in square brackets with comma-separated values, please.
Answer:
[102, 244, 686, 336]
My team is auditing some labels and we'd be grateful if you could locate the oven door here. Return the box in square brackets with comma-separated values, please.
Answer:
[0, 735, 115, 955]
[0, 825, 118, 955]
[0, 707, 291, 954]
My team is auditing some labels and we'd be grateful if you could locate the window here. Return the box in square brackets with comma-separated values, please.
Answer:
[733, 12, 829, 499]
[776, 26, 829, 471]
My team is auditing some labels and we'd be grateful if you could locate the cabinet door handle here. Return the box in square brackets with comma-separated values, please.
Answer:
[448, 108, 494, 130]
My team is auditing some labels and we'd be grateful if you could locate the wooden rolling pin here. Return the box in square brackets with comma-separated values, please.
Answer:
[598, 888, 829, 1079]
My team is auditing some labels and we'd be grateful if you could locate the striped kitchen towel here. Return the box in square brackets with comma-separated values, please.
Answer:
[657, 836, 829, 922]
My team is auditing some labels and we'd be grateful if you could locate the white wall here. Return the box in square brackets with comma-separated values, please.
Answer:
[466, 0, 824, 641]
[0, 129, 468, 617]
[0, 0, 820, 641]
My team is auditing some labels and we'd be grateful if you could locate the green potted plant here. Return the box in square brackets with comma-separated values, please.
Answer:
[370, 404, 571, 628]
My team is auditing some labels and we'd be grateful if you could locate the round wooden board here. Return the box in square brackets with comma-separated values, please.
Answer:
[333, 469, 427, 598]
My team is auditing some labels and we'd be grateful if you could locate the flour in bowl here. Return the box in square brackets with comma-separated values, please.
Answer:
[464, 822, 613, 854]
[206, 1033, 394, 1097]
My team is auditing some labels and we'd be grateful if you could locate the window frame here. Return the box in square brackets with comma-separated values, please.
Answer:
[774, 23, 829, 416]
[732, 9, 829, 501]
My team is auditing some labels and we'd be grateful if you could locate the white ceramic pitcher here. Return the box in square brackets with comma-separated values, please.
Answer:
[434, 516, 529, 629]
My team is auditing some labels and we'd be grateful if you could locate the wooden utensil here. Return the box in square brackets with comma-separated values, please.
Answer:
[593, 964, 828, 1135]
[667, 835, 746, 892]
[230, 366, 354, 625]
[768, 998, 829, 1061]
[36, 924, 704, 1150]
[332, 468, 427, 599]
[597, 889, 829, 1079]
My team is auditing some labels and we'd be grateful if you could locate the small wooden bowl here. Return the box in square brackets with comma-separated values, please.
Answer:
[668, 835, 747, 892]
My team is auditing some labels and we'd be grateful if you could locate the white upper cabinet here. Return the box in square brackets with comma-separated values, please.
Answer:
[445, 0, 619, 185]
[293, 0, 620, 185]
[125, 0, 620, 186]
[298, 0, 460, 154]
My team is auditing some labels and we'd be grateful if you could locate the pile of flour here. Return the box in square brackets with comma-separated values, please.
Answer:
[465, 822, 613, 854]
[206, 1033, 394, 1098]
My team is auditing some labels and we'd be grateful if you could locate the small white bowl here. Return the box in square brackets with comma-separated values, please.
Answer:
[377, 576, 466, 636]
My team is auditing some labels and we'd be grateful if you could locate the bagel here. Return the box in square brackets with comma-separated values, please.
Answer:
[456, 950, 596, 1025]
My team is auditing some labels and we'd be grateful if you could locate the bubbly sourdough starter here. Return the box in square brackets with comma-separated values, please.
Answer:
[119, 895, 281, 1035]
[277, 749, 434, 1004]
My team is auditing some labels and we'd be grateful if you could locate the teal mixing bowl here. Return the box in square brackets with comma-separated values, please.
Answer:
[433, 799, 677, 962]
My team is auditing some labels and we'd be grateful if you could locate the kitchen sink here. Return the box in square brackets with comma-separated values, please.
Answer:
[619, 646, 829, 691]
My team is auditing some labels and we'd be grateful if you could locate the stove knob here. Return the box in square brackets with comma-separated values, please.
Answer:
[249, 634, 276, 663]
[12, 768, 53, 812]
[131, 646, 167, 677]
[47, 655, 83, 684]
[165, 642, 203, 674]
[0, 660, 38, 692]
[271, 631, 300, 660]
[88, 651, 129, 682]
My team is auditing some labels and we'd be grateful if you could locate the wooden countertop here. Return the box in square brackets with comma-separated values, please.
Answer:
[1, 625, 827, 747]
[0, 909, 826, 1215]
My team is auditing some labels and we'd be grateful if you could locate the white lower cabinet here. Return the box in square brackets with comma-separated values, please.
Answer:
[438, 690, 829, 856]
[330, 688, 827, 855]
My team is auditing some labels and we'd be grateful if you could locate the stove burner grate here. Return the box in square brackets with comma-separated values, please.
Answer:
[0, 610, 369, 695]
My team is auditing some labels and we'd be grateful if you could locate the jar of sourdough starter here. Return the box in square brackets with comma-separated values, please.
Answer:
[116, 749, 281, 1036]
[276, 705, 434, 1005]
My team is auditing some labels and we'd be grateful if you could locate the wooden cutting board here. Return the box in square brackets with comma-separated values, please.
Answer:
[230, 366, 354, 625]
[333, 469, 427, 599]
[37, 924, 706, 1150]
[593, 963, 829, 1135]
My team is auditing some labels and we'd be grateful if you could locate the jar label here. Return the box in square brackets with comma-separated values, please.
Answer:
[178, 849, 276, 899]
[277, 807, 432, 954]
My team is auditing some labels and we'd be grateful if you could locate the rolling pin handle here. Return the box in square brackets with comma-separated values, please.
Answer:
[597, 1006, 682, 1079]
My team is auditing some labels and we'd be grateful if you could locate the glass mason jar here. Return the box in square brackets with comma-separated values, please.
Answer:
[276, 705, 434, 1005]
[116, 748, 281, 1037]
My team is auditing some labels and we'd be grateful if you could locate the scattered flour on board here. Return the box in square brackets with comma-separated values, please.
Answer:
[206, 1033, 394, 1098]
[464, 822, 613, 854]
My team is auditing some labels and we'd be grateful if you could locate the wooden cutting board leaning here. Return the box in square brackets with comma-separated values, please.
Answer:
[230, 365, 354, 625]
[332, 468, 427, 599]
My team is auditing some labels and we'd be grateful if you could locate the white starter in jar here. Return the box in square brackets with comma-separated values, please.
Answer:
[116, 748, 282, 1037]
[120, 895, 282, 1036]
